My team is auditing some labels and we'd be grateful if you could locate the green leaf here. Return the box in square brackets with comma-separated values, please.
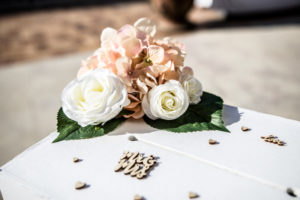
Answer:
[53, 108, 126, 143]
[143, 92, 230, 133]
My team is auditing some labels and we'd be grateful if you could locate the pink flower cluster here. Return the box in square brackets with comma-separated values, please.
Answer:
[77, 18, 194, 119]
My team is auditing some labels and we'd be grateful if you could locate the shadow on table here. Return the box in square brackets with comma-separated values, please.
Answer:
[223, 105, 242, 126]
[0, 189, 3, 200]
[108, 118, 157, 136]
[109, 104, 241, 136]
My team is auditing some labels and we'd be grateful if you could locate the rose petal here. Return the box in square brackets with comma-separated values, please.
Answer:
[142, 95, 157, 120]
[63, 68, 129, 126]
[145, 80, 189, 120]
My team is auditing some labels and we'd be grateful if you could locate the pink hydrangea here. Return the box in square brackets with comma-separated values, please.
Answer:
[76, 18, 198, 119]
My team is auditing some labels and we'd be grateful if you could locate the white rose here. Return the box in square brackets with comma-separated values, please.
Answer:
[62, 68, 130, 127]
[183, 77, 203, 104]
[142, 80, 189, 120]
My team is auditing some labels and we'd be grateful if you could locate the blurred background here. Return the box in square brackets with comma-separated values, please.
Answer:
[0, 0, 300, 165]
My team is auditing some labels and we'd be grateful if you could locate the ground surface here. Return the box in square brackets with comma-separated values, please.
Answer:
[0, 3, 157, 64]
[0, 2, 223, 65]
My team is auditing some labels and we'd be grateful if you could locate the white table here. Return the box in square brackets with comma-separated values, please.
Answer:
[1, 105, 300, 200]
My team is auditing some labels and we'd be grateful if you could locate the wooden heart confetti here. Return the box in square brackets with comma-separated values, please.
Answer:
[209, 139, 218, 145]
[133, 194, 144, 200]
[75, 181, 86, 190]
[73, 157, 80, 163]
[189, 191, 199, 199]
[114, 151, 157, 179]
[128, 135, 137, 141]
[261, 134, 285, 146]
[241, 126, 250, 131]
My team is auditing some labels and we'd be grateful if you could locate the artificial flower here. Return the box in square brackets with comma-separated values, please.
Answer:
[183, 77, 203, 104]
[77, 55, 99, 78]
[55, 17, 229, 144]
[62, 68, 129, 126]
[134, 17, 156, 38]
[142, 80, 189, 120]
[75, 18, 202, 120]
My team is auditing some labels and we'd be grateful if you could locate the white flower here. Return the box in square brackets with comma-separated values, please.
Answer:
[183, 77, 203, 104]
[142, 80, 189, 120]
[180, 67, 203, 104]
[62, 68, 130, 127]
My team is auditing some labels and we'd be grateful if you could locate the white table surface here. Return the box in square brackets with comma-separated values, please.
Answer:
[0, 105, 300, 200]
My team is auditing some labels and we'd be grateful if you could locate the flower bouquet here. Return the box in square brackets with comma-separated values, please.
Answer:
[54, 18, 229, 143]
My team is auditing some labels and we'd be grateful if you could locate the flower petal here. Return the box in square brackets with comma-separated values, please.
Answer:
[146, 80, 189, 120]
[145, 78, 157, 88]
[148, 45, 165, 64]
[63, 68, 129, 126]
[137, 78, 148, 94]
[123, 105, 144, 119]
[152, 64, 171, 75]
[116, 57, 131, 76]
[87, 56, 99, 69]
[77, 56, 99, 78]
[77, 65, 91, 78]
[166, 49, 184, 67]
[131, 106, 144, 119]
[103, 63, 118, 75]
[118, 24, 136, 39]
[134, 18, 156, 37]
[142, 95, 158, 120]
[121, 37, 142, 58]
[128, 94, 140, 102]
[101, 27, 117, 44]
[146, 66, 160, 77]
[163, 70, 179, 81]
[125, 101, 140, 109]
[180, 66, 194, 82]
